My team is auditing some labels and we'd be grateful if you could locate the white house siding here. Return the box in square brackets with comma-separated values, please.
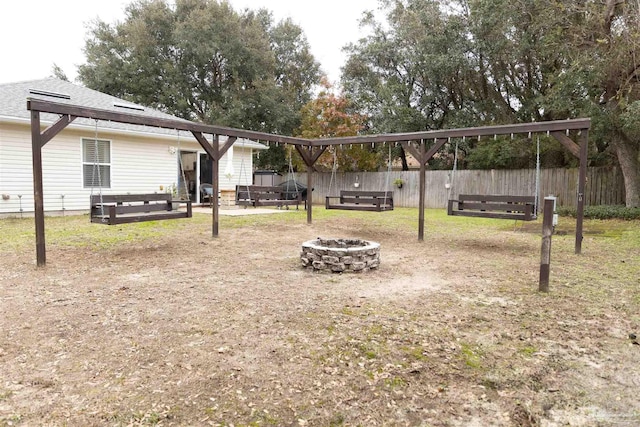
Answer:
[218, 145, 254, 190]
[0, 122, 35, 214]
[110, 133, 179, 195]
[0, 122, 258, 214]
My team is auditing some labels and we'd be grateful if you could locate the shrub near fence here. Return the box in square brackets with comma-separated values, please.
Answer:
[299, 167, 625, 209]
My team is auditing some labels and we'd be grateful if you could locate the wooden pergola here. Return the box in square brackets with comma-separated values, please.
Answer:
[28, 99, 590, 266]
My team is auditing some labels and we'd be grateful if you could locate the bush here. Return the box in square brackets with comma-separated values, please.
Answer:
[556, 205, 640, 220]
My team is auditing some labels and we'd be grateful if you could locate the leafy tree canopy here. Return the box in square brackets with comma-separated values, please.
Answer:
[78, 0, 322, 135]
[50, 64, 69, 81]
[342, 0, 640, 206]
[295, 80, 379, 172]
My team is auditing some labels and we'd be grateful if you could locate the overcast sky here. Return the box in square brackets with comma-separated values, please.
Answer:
[0, 0, 376, 86]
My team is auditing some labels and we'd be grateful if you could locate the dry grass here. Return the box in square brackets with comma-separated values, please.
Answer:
[1, 208, 639, 426]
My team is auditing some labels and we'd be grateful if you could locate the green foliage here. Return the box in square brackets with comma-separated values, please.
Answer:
[50, 64, 68, 81]
[78, 0, 321, 135]
[621, 101, 640, 141]
[342, 0, 640, 205]
[296, 82, 380, 171]
[466, 137, 531, 170]
[253, 145, 287, 173]
[557, 205, 640, 221]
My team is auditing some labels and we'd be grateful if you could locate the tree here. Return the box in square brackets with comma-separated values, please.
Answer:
[50, 64, 69, 81]
[78, 0, 321, 136]
[541, 0, 640, 207]
[342, 0, 480, 170]
[342, 0, 640, 206]
[295, 79, 374, 172]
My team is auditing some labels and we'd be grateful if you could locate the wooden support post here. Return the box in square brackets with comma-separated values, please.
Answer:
[539, 197, 555, 292]
[418, 141, 426, 241]
[212, 135, 220, 237]
[307, 164, 313, 224]
[295, 144, 324, 225]
[31, 111, 46, 266]
[575, 130, 588, 254]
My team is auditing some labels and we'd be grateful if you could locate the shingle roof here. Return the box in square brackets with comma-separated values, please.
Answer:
[0, 78, 267, 149]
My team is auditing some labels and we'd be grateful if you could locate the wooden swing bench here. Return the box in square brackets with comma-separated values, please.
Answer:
[447, 194, 536, 221]
[90, 193, 193, 225]
[325, 190, 394, 212]
[235, 185, 302, 209]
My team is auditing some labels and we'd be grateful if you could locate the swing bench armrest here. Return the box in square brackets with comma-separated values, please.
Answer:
[447, 199, 459, 215]
[168, 199, 192, 216]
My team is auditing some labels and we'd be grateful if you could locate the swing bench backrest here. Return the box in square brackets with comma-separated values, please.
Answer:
[447, 194, 536, 221]
[326, 190, 394, 212]
[235, 185, 302, 208]
[90, 193, 192, 225]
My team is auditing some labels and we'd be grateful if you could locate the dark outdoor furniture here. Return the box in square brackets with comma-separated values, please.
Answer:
[200, 183, 215, 206]
[90, 193, 192, 225]
[325, 190, 394, 212]
[277, 180, 310, 209]
[447, 194, 536, 221]
[235, 185, 302, 209]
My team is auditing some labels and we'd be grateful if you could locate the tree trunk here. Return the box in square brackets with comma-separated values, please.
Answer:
[610, 134, 640, 207]
[400, 147, 409, 171]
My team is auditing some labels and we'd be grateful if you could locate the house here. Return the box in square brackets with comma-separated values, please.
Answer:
[0, 78, 267, 216]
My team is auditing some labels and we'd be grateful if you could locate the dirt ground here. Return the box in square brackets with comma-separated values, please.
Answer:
[1, 209, 639, 426]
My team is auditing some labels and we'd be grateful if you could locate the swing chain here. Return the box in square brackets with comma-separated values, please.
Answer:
[91, 119, 106, 221]
[384, 143, 392, 200]
[176, 129, 190, 200]
[328, 146, 338, 196]
[447, 138, 460, 201]
[285, 146, 299, 196]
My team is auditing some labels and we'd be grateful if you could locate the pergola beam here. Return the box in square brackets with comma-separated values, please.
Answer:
[27, 99, 310, 146]
[27, 98, 592, 266]
[311, 119, 591, 146]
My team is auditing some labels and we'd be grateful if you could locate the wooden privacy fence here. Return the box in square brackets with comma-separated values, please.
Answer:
[299, 167, 624, 209]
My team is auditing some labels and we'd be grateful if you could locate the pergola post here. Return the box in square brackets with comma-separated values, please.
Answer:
[402, 138, 447, 241]
[31, 111, 46, 266]
[306, 164, 313, 224]
[418, 141, 426, 241]
[212, 135, 220, 237]
[575, 130, 589, 254]
[191, 132, 236, 238]
[295, 144, 327, 224]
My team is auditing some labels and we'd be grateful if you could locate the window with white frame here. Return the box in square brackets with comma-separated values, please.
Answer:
[82, 138, 111, 188]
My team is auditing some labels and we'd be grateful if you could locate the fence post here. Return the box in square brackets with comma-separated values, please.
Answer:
[539, 197, 556, 292]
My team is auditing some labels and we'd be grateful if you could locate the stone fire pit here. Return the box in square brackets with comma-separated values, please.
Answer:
[301, 238, 380, 273]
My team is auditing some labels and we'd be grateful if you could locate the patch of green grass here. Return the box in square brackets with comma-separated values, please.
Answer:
[384, 376, 407, 388]
[401, 345, 429, 362]
[519, 346, 538, 358]
[329, 413, 346, 426]
[361, 346, 377, 360]
[460, 343, 484, 369]
[481, 377, 500, 390]
[340, 306, 356, 316]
